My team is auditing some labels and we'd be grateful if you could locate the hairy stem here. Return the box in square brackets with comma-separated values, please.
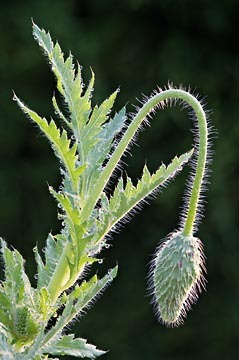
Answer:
[181, 98, 207, 236]
[81, 89, 208, 236]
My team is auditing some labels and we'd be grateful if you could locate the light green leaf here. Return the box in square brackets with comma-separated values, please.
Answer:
[52, 95, 71, 128]
[13, 96, 86, 193]
[34, 234, 67, 289]
[111, 150, 193, 220]
[42, 267, 117, 347]
[48, 188, 85, 267]
[37, 287, 52, 322]
[86, 107, 127, 190]
[49, 187, 81, 228]
[32, 22, 92, 133]
[80, 90, 118, 162]
[86, 151, 193, 253]
[32, 22, 81, 105]
[0, 240, 33, 305]
[0, 332, 14, 359]
[43, 334, 105, 358]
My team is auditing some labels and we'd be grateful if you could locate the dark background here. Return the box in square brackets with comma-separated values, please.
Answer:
[0, 0, 238, 359]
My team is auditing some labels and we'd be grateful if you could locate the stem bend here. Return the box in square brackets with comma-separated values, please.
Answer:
[136, 89, 208, 236]
[82, 88, 208, 237]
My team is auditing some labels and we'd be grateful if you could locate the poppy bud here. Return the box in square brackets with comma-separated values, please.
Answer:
[151, 231, 205, 326]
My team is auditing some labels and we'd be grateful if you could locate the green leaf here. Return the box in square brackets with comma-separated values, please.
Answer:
[43, 334, 105, 358]
[0, 241, 41, 348]
[32, 22, 82, 107]
[49, 187, 81, 230]
[86, 107, 127, 190]
[0, 332, 14, 359]
[34, 234, 67, 289]
[13, 96, 86, 193]
[87, 151, 193, 252]
[80, 90, 119, 166]
[52, 95, 71, 128]
[112, 150, 193, 219]
[0, 240, 33, 305]
[32, 22, 92, 134]
[42, 267, 117, 347]
[37, 287, 52, 322]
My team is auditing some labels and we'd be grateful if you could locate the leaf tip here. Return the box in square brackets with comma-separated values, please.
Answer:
[110, 265, 118, 279]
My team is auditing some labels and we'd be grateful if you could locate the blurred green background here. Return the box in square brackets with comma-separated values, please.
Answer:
[0, 0, 238, 359]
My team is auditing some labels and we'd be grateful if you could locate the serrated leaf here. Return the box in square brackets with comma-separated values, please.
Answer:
[87, 150, 193, 250]
[0, 240, 33, 304]
[89, 91, 118, 128]
[33, 22, 82, 108]
[34, 234, 67, 289]
[86, 107, 127, 190]
[75, 70, 94, 128]
[0, 288, 11, 310]
[32, 22, 92, 134]
[80, 90, 118, 160]
[43, 334, 105, 358]
[52, 95, 71, 128]
[49, 187, 81, 230]
[37, 287, 52, 322]
[41, 267, 117, 347]
[0, 304, 11, 334]
[0, 241, 41, 347]
[14, 96, 86, 193]
[112, 150, 193, 220]
[0, 332, 14, 359]
[49, 188, 88, 274]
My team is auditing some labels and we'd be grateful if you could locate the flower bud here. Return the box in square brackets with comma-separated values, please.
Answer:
[151, 231, 205, 326]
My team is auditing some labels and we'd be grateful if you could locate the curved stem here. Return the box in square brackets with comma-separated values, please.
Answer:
[81, 89, 208, 237]
[180, 94, 208, 236]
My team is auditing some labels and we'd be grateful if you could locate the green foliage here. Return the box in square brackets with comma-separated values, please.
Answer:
[43, 335, 105, 358]
[0, 22, 210, 358]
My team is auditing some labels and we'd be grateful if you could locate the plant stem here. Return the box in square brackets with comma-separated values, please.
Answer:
[181, 95, 208, 236]
[81, 89, 207, 237]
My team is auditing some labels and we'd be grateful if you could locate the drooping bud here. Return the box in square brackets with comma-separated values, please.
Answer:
[150, 231, 205, 326]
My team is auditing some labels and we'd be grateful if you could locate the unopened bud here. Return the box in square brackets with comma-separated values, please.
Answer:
[150, 231, 205, 326]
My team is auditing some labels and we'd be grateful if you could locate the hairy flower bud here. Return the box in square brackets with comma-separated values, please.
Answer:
[150, 231, 205, 326]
